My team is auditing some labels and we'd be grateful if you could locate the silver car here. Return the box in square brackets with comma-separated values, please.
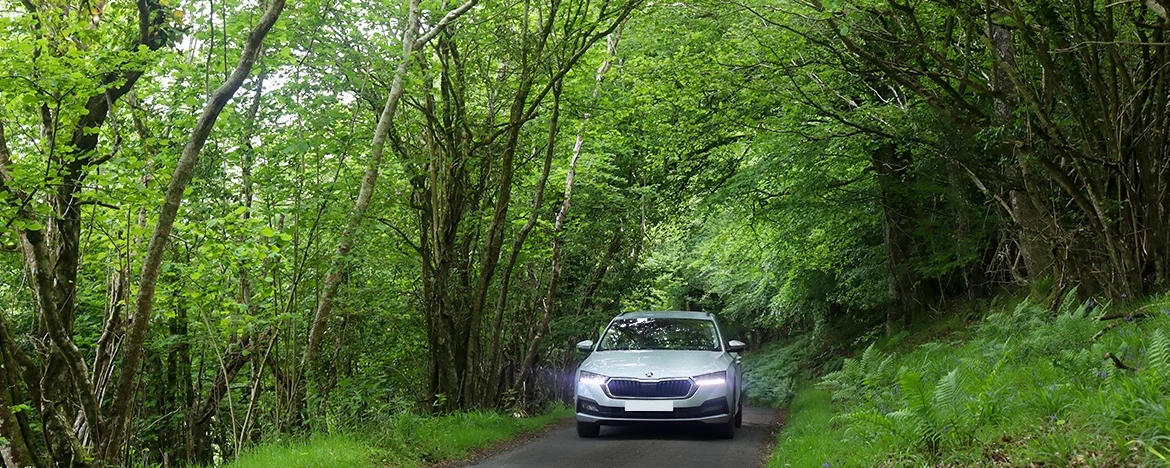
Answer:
[573, 311, 746, 439]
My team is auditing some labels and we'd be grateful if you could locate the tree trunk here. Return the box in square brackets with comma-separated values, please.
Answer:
[873, 144, 918, 334]
[0, 350, 38, 468]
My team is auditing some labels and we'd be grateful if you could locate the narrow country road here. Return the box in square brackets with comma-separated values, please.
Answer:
[464, 407, 779, 468]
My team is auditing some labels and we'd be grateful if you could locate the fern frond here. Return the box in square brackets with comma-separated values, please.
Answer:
[899, 371, 933, 417]
[933, 368, 962, 413]
[838, 410, 920, 447]
[1148, 329, 1170, 377]
[870, 354, 894, 386]
[836, 410, 898, 433]
[899, 370, 947, 452]
[860, 343, 879, 369]
[985, 344, 1011, 389]
[1058, 286, 1080, 317]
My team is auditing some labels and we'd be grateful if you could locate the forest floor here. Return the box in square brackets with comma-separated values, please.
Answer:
[754, 293, 1170, 467]
[220, 405, 573, 467]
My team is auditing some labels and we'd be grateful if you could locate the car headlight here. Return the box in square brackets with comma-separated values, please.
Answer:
[578, 370, 608, 385]
[692, 371, 726, 386]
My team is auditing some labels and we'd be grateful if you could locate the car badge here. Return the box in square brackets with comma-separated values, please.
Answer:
[645, 372, 654, 378]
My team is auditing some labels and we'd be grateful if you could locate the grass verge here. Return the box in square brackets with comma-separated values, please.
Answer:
[768, 383, 887, 467]
[222, 405, 573, 468]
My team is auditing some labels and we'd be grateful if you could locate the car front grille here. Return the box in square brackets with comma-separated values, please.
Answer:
[606, 378, 693, 399]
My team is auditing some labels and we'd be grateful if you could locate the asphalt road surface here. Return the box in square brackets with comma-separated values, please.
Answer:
[464, 407, 779, 468]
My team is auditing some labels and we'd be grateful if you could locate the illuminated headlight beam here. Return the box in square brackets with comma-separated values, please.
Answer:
[578, 371, 607, 385]
[693, 371, 727, 386]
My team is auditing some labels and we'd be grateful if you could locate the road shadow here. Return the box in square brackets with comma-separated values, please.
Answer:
[595, 422, 733, 441]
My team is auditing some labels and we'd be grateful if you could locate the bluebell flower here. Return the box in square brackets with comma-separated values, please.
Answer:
[823, 463, 831, 468]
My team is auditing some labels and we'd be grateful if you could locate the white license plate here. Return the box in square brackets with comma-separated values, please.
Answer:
[624, 400, 674, 412]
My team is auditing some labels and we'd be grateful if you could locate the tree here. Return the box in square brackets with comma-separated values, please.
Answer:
[0, 0, 285, 463]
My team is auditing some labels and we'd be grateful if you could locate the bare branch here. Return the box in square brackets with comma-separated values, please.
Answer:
[414, 0, 480, 47]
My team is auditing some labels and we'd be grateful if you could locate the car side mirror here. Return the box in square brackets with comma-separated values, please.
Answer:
[727, 340, 746, 353]
[576, 340, 595, 352]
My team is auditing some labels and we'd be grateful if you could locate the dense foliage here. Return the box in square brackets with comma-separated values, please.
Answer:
[639, 0, 1170, 338]
[1, 0, 1168, 466]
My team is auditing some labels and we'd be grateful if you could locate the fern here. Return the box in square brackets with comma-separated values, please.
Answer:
[967, 347, 1010, 427]
[835, 409, 918, 448]
[898, 371, 942, 452]
[932, 369, 962, 415]
[819, 343, 894, 404]
[1056, 286, 1082, 317]
[1147, 329, 1170, 378]
[836, 409, 899, 434]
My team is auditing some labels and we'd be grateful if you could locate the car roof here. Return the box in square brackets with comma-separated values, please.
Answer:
[613, 311, 713, 320]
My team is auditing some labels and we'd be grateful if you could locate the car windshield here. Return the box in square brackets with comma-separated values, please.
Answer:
[597, 318, 720, 351]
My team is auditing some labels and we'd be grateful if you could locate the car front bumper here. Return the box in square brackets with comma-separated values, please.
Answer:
[575, 397, 730, 424]
[574, 378, 732, 425]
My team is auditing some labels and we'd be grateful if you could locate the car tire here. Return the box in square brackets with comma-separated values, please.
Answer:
[735, 399, 743, 428]
[718, 414, 736, 439]
[577, 421, 600, 438]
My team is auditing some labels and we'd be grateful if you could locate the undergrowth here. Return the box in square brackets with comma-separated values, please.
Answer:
[769, 291, 1170, 467]
[742, 333, 816, 407]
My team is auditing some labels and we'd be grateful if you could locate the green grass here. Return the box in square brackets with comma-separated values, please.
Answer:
[760, 291, 1170, 466]
[221, 434, 377, 468]
[768, 383, 887, 468]
[222, 405, 573, 468]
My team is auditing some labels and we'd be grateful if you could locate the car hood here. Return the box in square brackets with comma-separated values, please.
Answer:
[580, 350, 730, 379]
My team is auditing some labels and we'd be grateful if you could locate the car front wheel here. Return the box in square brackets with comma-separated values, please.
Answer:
[577, 421, 600, 438]
[717, 414, 735, 439]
